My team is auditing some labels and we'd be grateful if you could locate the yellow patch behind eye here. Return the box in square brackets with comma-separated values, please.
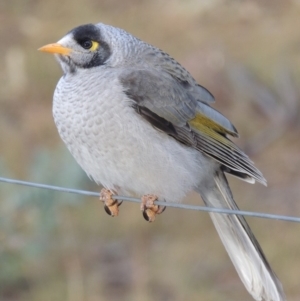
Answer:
[90, 41, 99, 51]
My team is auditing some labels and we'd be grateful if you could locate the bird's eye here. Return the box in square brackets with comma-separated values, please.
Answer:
[79, 39, 99, 51]
[81, 39, 93, 49]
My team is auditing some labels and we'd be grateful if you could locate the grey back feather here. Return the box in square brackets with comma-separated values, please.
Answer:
[120, 68, 198, 126]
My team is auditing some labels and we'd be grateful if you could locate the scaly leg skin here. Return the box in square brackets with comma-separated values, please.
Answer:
[100, 188, 122, 217]
[141, 194, 166, 222]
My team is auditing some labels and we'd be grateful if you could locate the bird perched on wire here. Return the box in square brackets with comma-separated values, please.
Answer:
[39, 23, 285, 301]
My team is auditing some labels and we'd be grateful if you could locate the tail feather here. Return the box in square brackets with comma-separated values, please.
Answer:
[198, 170, 285, 301]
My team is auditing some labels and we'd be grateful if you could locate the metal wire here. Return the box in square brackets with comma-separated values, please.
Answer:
[0, 176, 299, 223]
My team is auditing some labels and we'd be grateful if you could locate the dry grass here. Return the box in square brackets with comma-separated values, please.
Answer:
[1, 0, 300, 300]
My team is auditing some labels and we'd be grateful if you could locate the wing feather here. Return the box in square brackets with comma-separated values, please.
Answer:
[119, 68, 265, 185]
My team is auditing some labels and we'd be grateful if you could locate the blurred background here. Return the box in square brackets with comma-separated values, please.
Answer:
[1, 0, 300, 300]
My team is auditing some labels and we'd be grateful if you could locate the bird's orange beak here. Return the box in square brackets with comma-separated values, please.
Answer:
[38, 43, 72, 55]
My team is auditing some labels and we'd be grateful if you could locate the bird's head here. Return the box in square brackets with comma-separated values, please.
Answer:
[39, 23, 137, 74]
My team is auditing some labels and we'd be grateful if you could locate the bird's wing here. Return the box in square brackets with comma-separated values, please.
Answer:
[149, 48, 216, 104]
[119, 68, 265, 185]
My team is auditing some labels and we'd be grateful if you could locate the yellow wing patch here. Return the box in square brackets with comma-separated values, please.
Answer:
[189, 113, 237, 137]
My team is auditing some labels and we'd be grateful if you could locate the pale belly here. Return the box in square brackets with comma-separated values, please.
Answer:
[53, 73, 212, 202]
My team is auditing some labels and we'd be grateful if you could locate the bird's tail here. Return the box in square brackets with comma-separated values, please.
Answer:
[198, 170, 285, 301]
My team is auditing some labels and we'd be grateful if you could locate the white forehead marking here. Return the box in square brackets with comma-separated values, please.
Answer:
[57, 33, 73, 45]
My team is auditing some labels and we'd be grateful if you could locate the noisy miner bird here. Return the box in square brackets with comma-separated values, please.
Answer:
[39, 23, 285, 301]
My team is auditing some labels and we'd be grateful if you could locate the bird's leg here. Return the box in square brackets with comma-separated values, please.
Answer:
[100, 188, 122, 217]
[140, 194, 166, 222]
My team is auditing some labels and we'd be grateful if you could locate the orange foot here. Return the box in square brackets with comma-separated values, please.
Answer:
[100, 188, 122, 217]
[140, 194, 166, 222]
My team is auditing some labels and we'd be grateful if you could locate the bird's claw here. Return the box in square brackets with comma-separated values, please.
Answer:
[140, 194, 166, 222]
[100, 188, 122, 217]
